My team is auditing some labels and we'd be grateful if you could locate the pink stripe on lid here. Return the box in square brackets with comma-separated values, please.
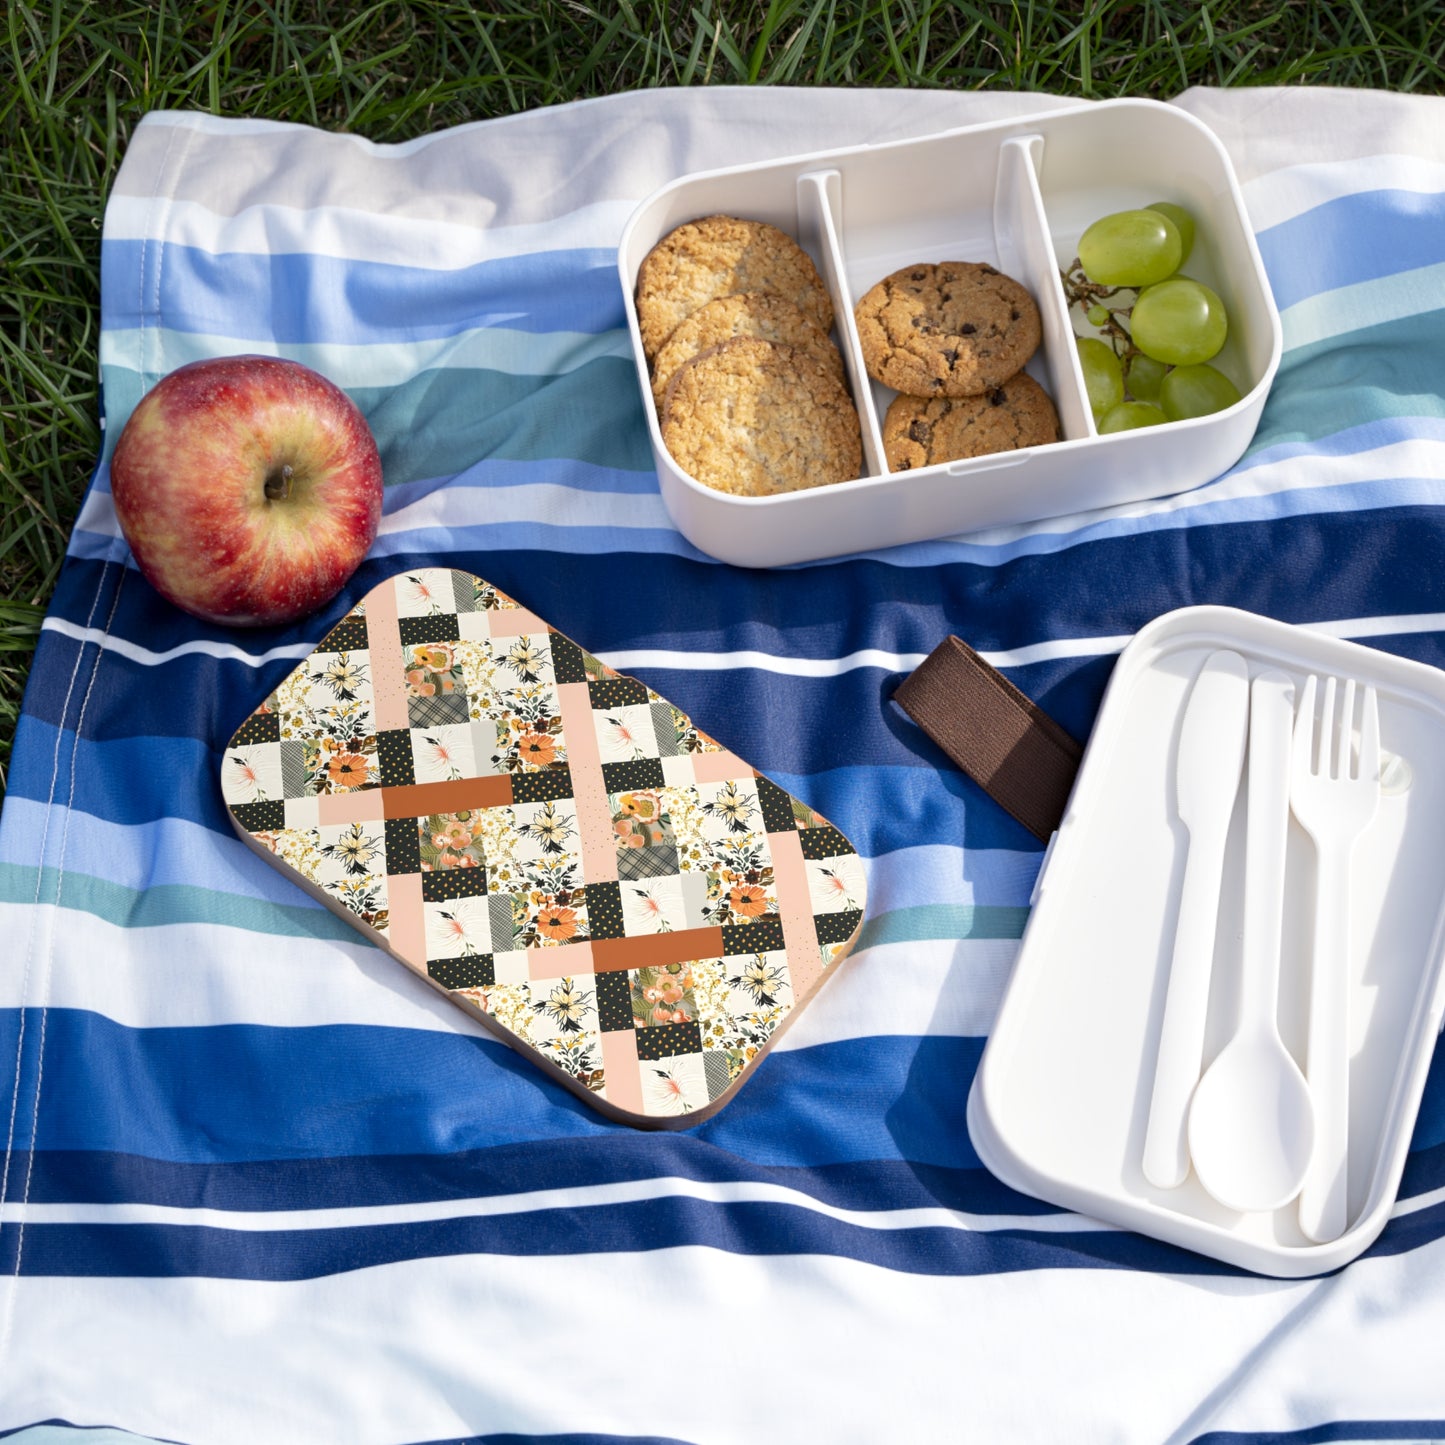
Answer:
[768, 829, 823, 1000]
[364, 578, 410, 732]
[555, 680, 617, 884]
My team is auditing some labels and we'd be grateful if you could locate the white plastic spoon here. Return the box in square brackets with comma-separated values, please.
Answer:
[1188, 668, 1316, 1213]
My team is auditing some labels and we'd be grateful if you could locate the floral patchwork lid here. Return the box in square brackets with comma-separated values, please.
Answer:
[219, 568, 866, 1126]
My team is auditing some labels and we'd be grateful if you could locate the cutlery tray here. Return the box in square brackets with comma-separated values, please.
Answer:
[967, 606, 1445, 1276]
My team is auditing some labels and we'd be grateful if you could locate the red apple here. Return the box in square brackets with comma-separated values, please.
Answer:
[110, 354, 384, 627]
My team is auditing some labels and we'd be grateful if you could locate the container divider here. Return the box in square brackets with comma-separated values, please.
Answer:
[994, 135, 1095, 442]
[796, 169, 886, 479]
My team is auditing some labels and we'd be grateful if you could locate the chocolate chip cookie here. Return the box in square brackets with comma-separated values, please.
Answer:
[650, 291, 844, 410]
[882, 373, 1059, 471]
[636, 216, 835, 361]
[854, 262, 1041, 397]
[660, 336, 861, 497]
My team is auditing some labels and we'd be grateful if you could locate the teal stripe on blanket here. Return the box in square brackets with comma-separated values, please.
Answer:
[0, 862, 1026, 948]
[856, 904, 1029, 948]
[1251, 308, 1445, 454]
[0, 862, 353, 941]
[99, 357, 655, 483]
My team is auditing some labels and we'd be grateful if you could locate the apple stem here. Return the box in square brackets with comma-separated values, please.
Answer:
[264, 463, 294, 502]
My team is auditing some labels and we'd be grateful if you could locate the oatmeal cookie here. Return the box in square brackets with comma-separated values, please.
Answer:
[636, 215, 835, 360]
[882, 373, 1059, 470]
[660, 336, 861, 497]
[650, 291, 844, 410]
[854, 261, 1041, 397]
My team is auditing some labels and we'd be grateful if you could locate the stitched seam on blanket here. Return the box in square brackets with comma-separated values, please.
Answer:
[0, 565, 118, 1372]
[0, 113, 192, 1380]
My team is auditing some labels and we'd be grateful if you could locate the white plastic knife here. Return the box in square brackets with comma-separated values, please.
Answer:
[1142, 649, 1252, 1189]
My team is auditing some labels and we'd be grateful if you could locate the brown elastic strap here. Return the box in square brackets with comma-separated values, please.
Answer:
[893, 635, 1083, 843]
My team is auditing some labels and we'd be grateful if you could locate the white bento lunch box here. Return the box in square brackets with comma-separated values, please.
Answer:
[617, 98, 1282, 568]
[968, 607, 1445, 1277]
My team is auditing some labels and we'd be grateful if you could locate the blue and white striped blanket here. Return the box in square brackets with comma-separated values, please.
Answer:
[3, 85, 1444, 1443]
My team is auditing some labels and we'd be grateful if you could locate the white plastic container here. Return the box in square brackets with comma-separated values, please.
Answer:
[967, 607, 1445, 1277]
[618, 98, 1282, 568]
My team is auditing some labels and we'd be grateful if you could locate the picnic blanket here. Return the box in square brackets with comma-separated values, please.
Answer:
[4, 84, 1445, 1444]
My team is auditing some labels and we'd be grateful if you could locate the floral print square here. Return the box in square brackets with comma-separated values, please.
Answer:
[314, 819, 388, 889]
[640, 1052, 709, 1117]
[493, 885, 589, 951]
[222, 744, 283, 804]
[808, 852, 867, 913]
[270, 821, 390, 934]
[630, 962, 698, 1028]
[620, 874, 688, 936]
[696, 950, 793, 1081]
[478, 681, 566, 773]
[404, 640, 467, 706]
[509, 798, 582, 871]
[410, 723, 476, 783]
[594, 704, 659, 763]
[395, 568, 460, 617]
[611, 788, 675, 851]
[302, 731, 380, 795]
[418, 810, 490, 873]
[424, 896, 492, 960]
[527, 973, 600, 1043]
[692, 777, 764, 845]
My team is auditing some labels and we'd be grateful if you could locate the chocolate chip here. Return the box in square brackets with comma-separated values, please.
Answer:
[942, 349, 958, 366]
[909, 420, 932, 443]
[1010, 309, 1020, 320]
[960, 323, 976, 335]
[989, 388, 1007, 406]
[911, 271, 925, 281]
[981, 265, 997, 275]
[911, 315, 923, 327]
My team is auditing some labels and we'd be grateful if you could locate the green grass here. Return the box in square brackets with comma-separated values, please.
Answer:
[3, 0, 1444, 799]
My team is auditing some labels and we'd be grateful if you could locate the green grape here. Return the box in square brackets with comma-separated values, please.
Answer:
[1130, 277, 1228, 366]
[1125, 353, 1168, 403]
[1146, 202, 1195, 264]
[1077, 209, 1183, 288]
[1076, 338, 1124, 419]
[1086, 305, 1111, 327]
[1098, 401, 1168, 433]
[1160, 363, 1242, 420]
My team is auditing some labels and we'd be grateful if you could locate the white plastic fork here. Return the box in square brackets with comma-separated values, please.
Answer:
[1290, 674, 1381, 1243]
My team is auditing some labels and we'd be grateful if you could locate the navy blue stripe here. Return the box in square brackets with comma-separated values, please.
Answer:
[0, 1427, 186, 1445]
[41, 508, 1445, 693]
[6, 1193, 1440, 1286]
[0, 1426, 686, 1445]
[37, 1132, 1442, 1223]
[1362, 1202, 1445, 1266]
[100, 240, 625, 342]
[14, 1146, 1048, 1216]
[1256, 186, 1445, 311]
[0, 1199, 1240, 1281]
[416, 1436, 695, 1445]
[1191, 1422, 1445, 1445]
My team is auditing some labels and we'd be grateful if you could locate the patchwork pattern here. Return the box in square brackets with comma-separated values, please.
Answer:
[220, 569, 866, 1126]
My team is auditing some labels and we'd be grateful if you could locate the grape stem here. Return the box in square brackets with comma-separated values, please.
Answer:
[1061, 258, 1139, 364]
